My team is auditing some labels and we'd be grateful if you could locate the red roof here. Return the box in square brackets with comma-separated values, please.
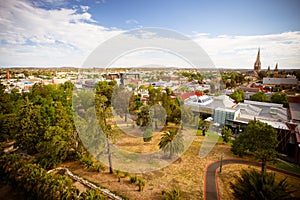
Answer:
[178, 91, 203, 101]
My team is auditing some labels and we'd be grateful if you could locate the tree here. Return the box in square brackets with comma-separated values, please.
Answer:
[230, 169, 295, 200]
[231, 120, 278, 172]
[137, 105, 151, 128]
[230, 88, 245, 103]
[36, 126, 69, 168]
[112, 85, 132, 122]
[271, 92, 289, 107]
[221, 126, 232, 143]
[181, 105, 194, 129]
[95, 81, 116, 174]
[143, 128, 153, 142]
[159, 129, 184, 159]
[16, 104, 49, 154]
[250, 91, 270, 102]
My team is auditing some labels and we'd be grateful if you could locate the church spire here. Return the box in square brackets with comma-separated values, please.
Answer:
[274, 63, 278, 71]
[254, 48, 261, 72]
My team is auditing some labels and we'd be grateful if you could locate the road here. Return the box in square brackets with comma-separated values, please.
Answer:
[204, 159, 300, 200]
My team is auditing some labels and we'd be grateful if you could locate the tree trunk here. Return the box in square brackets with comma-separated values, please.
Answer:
[106, 138, 113, 174]
[104, 117, 113, 174]
[125, 109, 128, 122]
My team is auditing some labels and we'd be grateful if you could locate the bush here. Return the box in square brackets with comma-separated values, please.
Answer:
[94, 163, 105, 172]
[123, 171, 129, 178]
[143, 128, 153, 142]
[80, 157, 93, 169]
[162, 188, 180, 200]
[130, 176, 137, 184]
[137, 177, 145, 191]
[115, 169, 121, 182]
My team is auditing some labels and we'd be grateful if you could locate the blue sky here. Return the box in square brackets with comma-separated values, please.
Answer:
[0, 0, 300, 68]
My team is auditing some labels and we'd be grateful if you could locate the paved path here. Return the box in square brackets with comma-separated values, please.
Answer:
[204, 159, 300, 200]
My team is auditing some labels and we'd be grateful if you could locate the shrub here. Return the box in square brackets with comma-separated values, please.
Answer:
[94, 163, 105, 172]
[123, 171, 129, 178]
[137, 177, 145, 191]
[130, 176, 137, 184]
[162, 188, 180, 200]
[80, 157, 93, 169]
[143, 128, 153, 142]
[115, 169, 121, 182]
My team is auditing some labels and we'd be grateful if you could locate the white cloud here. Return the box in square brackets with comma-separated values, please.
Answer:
[125, 19, 139, 25]
[193, 32, 300, 69]
[80, 5, 89, 12]
[0, 0, 299, 69]
[0, 0, 122, 66]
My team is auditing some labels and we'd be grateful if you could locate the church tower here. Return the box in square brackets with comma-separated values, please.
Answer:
[267, 66, 270, 77]
[254, 48, 261, 73]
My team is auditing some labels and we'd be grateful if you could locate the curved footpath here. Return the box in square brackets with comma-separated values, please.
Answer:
[204, 159, 300, 200]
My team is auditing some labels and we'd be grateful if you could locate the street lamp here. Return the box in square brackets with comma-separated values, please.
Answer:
[220, 152, 224, 173]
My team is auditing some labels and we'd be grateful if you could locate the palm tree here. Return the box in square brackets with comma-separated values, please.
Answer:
[230, 169, 295, 200]
[158, 129, 184, 159]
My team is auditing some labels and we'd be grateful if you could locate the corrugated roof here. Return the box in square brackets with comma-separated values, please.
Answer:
[263, 78, 298, 85]
[289, 102, 300, 121]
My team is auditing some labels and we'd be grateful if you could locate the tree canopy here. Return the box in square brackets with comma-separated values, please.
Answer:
[231, 120, 278, 172]
[229, 88, 245, 103]
[250, 91, 270, 102]
[271, 92, 289, 107]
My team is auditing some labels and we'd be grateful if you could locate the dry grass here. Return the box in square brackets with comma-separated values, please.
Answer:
[62, 122, 300, 200]
[62, 128, 234, 200]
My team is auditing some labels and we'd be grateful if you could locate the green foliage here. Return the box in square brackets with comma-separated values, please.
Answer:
[143, 128, 153, 142]
[112, 85, 132, 122]
[181, 71, 203, 82]
[271, 92, 289, 107]
[230, 169, 295, 200]
[115, 169, 121, 182]
[162, 188, 180, 200]
[0, 154, 78, 199]
[221, 126, 232, 143]
[231, 120, 278, 172]
[123, 171, 130, 178]
[230, 88, 245, 103]
[137, 105, 151, 127]
[36, 126, 69, 168]
[81, 156, 94, 169]
[130, 176, 137, 184]
[250, 91, 270, 102]
[159, 129, 184, 159]
[0, 113, 19, 141]
[198, 117, 210, 132]
[137, 177, 145, 192]
[78, 189, 107, 200]
[180, 106, 194, 128]
[94, 163, 105, 172]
